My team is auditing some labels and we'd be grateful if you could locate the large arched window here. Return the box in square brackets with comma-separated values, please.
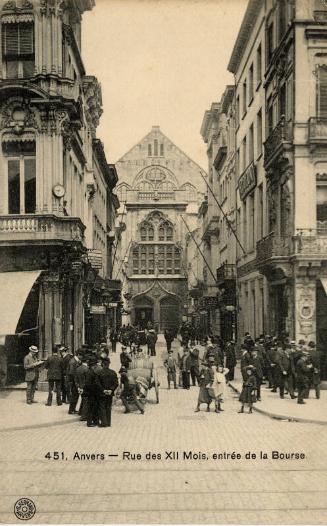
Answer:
[180, 182, 197, 201]
[116, 183, 130, 202]
[158, 221, 174, 241]
[132, 244, 181, 275]
[140, 222, 154, 241]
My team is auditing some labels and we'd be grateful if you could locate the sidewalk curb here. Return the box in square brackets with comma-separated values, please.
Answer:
[0, 416, 81, 433]
[229, 382, 327, 426]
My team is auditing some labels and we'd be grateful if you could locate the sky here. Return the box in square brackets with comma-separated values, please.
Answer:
[82, 0, 248, 169]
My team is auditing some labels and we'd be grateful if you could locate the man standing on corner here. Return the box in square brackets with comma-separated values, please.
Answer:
[23, 345, 43, 404]
[44, 347, 63, 406]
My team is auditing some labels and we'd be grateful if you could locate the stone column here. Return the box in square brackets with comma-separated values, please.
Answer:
[294, 277, 316, 343]
[42, 279, 54, 357]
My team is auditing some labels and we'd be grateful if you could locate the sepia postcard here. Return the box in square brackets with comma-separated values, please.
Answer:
[1, 0, 327, 524]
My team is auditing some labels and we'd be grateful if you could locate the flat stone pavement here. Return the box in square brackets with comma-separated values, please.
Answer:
[1, 337, 327, 524]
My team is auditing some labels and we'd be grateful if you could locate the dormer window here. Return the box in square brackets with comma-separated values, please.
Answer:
[2, 21, 35, 78]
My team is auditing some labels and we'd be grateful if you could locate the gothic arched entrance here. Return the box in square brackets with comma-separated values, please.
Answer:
[160, 296, 180, 332]
[133, 295, 154, 329]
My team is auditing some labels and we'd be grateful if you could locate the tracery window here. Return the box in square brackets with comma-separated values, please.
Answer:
[132, 244, 181, 275]
[140, 223, 154, 241]
[116, 183, 130, 202]
[181, 182, 197, 201]
[158, 222, 173, 241]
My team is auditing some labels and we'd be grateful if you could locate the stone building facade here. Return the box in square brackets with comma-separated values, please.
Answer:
[115, 126, 205, 332]
[0, 0, 120, 384]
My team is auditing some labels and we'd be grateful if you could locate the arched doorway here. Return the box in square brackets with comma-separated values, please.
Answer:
[133, 296, 153, 329]
[160, 296, 180, 332]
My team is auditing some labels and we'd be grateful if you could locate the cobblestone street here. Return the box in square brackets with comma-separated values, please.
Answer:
[1, 340, 327, 524]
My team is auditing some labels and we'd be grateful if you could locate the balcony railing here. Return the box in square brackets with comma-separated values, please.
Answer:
[264, 116, 292, 166]
[216, 263, 236, 283]
[308, 117, 327, 146]
[256, 232, 291, 266]
[0, 214, 85, 243]
[137, 191, 175, 201]
[294, 228, 327, 257]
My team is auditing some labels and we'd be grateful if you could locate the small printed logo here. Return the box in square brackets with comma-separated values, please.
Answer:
[14, 498, 36, 521]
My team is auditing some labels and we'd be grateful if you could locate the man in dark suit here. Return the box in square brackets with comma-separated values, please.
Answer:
[23, 345, 43, 404]
[44, 347, 63, 406]
[83, 356, 102, 427]
[296, 351, 313, 404]
[67, 352, 82, 414]
[60, 346, 73, 403]
[75, 355, 89, 420]
[97, 357, 118, 427]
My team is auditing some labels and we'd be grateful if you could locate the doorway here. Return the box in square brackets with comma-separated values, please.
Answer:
[134, 296, 153, 329]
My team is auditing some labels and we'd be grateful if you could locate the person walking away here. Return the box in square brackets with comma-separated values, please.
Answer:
[67, 352, 82, 414]
[307, 341, 321, 399]
[83, 356, 101, 426]
[195, 357, 215, 412]
[249, 346, 264, 401]
[189, 347, 200, 386]
[164, 349, 178, 389]
[164, 328, 174, 351]
[97, 356, 118, 427]
[75, 355, 89, 420]
[296, 350, 313, 404]
[238, 365, 257, 414]
[225, 340, 237, 382]
[266, 340, 278, 391]
[60, 346, 72, 403]
[275, 343, 296, 399]
[23, 345, 43, 404]
[44, 347, 63, 406]
[147, 328, 157, 356]
[179, 347, 191, 389]
[240, 345, 252, 380]
[120, 367, 144, 414]
[212, 364, 229, 413]
[109, 329, 118, 353]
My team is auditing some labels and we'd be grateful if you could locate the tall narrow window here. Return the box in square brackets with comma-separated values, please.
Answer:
[267, 99, 274, 135]
[267, 22, 274, 64]
[256, 44, 262, 86]
[242, 136, 247, 171]
[236, 95, 240, 128]
[2, 22, 35, 78]
[249, 64, 254, 104]
[8, 160, 20, 214]
[257, 109, 262, 157]
[5, 141, 36, 214]
[257, 184, 263, 240]
[249, 124, 254, 164]
[148, 144, 152, 156]
[154, 139, 158, 156]
[160, 143, 164, 156]
[249, 193, 255, 251]
[317, 67, 327, 117]
[317, 182, 327, 229]
[242, 79, 247, 115]
[279, 83, 286, 118]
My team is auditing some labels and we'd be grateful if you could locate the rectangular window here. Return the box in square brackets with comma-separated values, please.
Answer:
[257, 109, 262, 157]
[257, 184, 263, 240]
[242, 79, 247, 115]
[24, 158, 36, 213]
[148, 144, 152, 156]
[236, 96, 240, 128]
[243, 200, 247, 252]
[249, 124, 254, 164]
[267, 22, 274, 64]
[317, 67, 327, 118]
[267, 100, 274, 136]
[160, 143, 164, 156]
[279, 83, 286, 118]
[249, 193, 255, 251]
[8, 160, 20, 214]
[154, 139, 158, 156]
[278, 0, 287, 41]
[317, 183, 327, 229]
[256, 44, 262, 86]
[242, 136, 247, 171]
[249, 64, 254, 104]
[2, 22, 35, 79]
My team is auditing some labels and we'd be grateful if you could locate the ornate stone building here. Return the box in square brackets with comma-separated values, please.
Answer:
[0, 0, 120, 384]
[115, 126, 205, 331]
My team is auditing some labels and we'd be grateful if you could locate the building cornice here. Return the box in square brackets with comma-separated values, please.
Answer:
[227, 0, 262, 74]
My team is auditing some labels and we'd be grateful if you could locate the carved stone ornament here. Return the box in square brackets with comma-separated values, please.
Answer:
[3, 1, 16, 10]
[0, 99, 38, 134]
[296, 283, 315, 322]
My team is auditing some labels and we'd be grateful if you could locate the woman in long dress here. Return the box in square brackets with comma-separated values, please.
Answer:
[195, 357, 215, 412]
[212, 364, 229, 413]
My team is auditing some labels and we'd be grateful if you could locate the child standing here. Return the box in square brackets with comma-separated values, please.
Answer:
[164, 350, 178, 389]
[212, 364, 229, 413]
[238, 365, 257, 414]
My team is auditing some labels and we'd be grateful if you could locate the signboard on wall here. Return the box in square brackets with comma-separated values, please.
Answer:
[238, 162, 257, 200]
[90, 305, 106, 314]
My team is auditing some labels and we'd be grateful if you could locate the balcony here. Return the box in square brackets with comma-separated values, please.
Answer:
[256, 232, 291, 267]
[216, 263, 236, 285]
[202, 215, 220, 240]
[137, 191, 175, 201]
[308, 117, 327, 149]
[0, 215, 85, 245]
[294, 228, 327, 258]
[264, 116, 292, 167]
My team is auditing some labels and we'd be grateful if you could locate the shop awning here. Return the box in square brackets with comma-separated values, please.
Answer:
[0, 271, 41, 336]
[320, 278, 327, 295]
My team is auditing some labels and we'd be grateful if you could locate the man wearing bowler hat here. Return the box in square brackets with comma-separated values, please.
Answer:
[96, 356, 118, 427]
[23, 345, 43, 404]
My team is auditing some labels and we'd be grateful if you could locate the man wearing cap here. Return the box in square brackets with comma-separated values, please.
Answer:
[67, 351, 82, 414]
[96, 356, 118, 427]
[120, 346, 132, 370]
[83, 356, 102, 426]
[164, 349, 178, 389]
[60, 346, 72, 403]
[23, 345, 43, 404]
[44, 347, 63, 406]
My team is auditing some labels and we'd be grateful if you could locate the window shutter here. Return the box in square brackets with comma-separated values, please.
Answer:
[19, 23, 34, 55]
[319, 67, 327, 118]
[2, 24, 19, 56]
